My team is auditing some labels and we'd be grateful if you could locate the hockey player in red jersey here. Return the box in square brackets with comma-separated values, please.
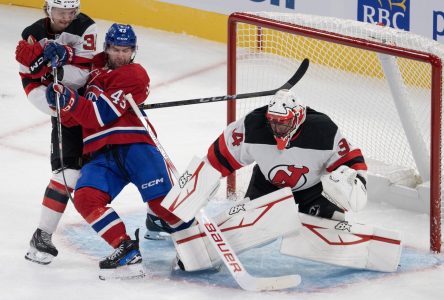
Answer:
[207, 89, 368, 218]
[45, 23, 189, 279]
[15, 0, 96, 265]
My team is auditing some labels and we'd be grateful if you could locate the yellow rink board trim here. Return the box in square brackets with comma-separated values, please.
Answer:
[0, 0, 228, 42]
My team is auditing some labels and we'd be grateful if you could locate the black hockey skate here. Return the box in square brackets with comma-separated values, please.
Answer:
[144, 212, 172, 240]
[99, 229, 145, 280]
[25, 228, 58, 265]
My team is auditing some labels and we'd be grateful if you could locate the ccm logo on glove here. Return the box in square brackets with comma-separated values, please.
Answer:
[46, 83, 79, 112]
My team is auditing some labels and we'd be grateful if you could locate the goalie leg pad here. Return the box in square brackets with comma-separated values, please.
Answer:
[161, 156, 221, 222]
[280, 213, 402, 272]
[172, 187, 302, 271]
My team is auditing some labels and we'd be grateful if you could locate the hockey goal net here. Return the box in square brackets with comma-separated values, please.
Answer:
[226, 12, 443, 252]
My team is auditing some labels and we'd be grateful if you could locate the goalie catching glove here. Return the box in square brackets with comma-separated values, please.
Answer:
[321, 165, 367, 212]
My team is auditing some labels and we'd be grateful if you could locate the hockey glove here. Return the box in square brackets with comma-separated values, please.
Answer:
[15, 38, 50, 78]
[43, 42, 74, 68]
[46, 83, 79, 112]
[15, 38, 43, 66]
[320, 165, 367, 212]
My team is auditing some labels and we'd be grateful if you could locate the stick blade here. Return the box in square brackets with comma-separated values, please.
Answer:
[239, 273, 302, 292]
[280, 58, 310, 90]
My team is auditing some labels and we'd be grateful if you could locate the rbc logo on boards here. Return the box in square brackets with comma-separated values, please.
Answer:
[358, 0, 410, 31]
[250, 0, 295, 10]
[433, 11, 444, 41]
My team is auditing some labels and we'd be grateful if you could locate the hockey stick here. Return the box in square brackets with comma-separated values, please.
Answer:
[196, 209, 301, 291]
[126, 95, 180, 179]
[141, 58, 309, 110]
[51, 58, 74, 201]
[126, 94, 301, 291]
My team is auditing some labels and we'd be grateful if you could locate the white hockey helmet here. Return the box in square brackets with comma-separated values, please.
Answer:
[46, 0, 80, 19]
[266, 89, 306, 150]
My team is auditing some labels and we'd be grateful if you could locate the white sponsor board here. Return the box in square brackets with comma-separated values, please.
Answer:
[158, 0, 444, 44]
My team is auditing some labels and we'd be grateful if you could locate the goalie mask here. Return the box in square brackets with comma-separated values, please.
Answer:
[266, 89, 306, 150]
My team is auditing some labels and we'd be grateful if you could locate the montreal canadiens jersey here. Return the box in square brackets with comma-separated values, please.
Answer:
[63, 53, 154, 154]
[207, 106, 367, 192]
[19, 13, 97, 115]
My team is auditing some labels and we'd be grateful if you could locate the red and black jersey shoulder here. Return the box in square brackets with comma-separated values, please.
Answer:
[64, 13, 95, 36]
[244, 106, 338, 150]
[21, 13, 94, 41]
[289, 108, 338, 150]
[244, 105, 275, 145]
[21, 18, 49, 40]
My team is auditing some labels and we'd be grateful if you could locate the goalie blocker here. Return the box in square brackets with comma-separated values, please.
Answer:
[161, 156, 222, 222]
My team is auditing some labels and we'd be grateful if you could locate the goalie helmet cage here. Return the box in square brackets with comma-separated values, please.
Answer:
[226, 12, 443, 252]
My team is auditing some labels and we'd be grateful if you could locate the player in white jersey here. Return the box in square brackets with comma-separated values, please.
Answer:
[15, 0, 97, 265]
[162, 90, 402, 274]
[207, 89, 368, 219]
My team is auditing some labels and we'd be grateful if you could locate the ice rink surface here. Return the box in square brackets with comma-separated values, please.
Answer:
[1, 5, 444, 300]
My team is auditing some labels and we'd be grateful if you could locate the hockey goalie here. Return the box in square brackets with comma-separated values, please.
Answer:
[162, 89, 402, 274]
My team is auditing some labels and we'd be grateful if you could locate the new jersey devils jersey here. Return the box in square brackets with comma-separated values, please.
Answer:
[19, 13, 96, 115]
[207, 106, 367, 192]
[63, 53, 154, 154]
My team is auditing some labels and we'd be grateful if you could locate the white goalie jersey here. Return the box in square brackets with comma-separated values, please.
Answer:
[206, 105, 368, 193]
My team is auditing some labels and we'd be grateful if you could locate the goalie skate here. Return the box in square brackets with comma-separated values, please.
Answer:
[25, 229, 58, 265]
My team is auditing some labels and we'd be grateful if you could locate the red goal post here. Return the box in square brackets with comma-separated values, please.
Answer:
[226, 12, 443, 252]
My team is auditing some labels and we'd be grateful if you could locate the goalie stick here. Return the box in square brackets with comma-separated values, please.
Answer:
[196, 209, 301, 291]
[126, 95, 302, 291]
[141, 58, 309, 110]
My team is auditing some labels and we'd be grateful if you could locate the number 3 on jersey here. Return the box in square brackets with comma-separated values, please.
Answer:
[338, 138, 350, 156]
[111, 90, 126, 109]
[83, 34, 96, 51]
